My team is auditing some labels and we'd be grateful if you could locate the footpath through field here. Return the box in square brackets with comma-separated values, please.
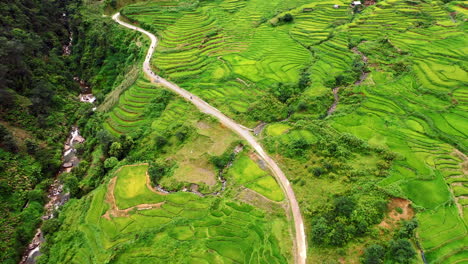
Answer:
[112, 13, 307, 264]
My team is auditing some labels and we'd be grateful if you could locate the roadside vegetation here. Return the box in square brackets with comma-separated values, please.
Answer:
[120, 0, 467, 262]
[3, 0, 466, 263]
[39, 93, 292, 262]
[0, 0, 147, 262]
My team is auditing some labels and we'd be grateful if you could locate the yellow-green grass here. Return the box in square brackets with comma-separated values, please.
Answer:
[266, 123, 291, 137]
[46, 180, 290, 263]
[121, 0, 313, 125]
[168, 120, 239, 186]
[228, 154, 284, 201]
[113, 164, 164, 209]
[118, 0, 468, 262]
[104, 78, 164, 136]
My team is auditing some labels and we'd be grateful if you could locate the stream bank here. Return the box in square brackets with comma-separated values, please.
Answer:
[20, 26, 97, 262]
[20, 127, 85, 264]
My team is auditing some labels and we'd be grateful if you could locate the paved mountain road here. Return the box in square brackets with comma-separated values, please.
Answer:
[112, 12, 307, 264]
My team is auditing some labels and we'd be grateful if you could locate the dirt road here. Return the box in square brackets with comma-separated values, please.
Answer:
[112, 12, 307, 264]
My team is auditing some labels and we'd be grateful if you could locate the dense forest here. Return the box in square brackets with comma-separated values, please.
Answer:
[0, 0, 143, 262]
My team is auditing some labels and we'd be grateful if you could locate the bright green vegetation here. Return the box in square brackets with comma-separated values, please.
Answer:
[122, 0, 319, 126]
[103, 77, 172, 135]
[266, 123, 292, 137]
[227, 154, 285, 201]
[113, 164, 164, 208]
[0, 0, 154, 262]
[121, 0, 467, 262]
[40, 164, 291, 263]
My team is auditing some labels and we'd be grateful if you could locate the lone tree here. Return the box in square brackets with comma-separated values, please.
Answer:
[387, 239, 416, 264]
[282, 13, 294, 23]
[362, 244, 385, 264]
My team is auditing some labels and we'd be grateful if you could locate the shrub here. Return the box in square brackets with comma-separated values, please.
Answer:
[280, 13, 294, 23]
[395, 219, 418, 239]
[362, 244, 385, 264]
[104, 157, 118, 169]
[109, 142, 122, 159]
[386, 239, 416, 263]
[148, 159, 173, 185]
[42, 218, 61, 236]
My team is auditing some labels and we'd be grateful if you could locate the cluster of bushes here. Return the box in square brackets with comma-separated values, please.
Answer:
[148, 159, 175, 186]
[311, 195, 387, 247]
[272, 13, 294, 26]
[248, 68, 311, 122]
[361, 220, 418, 264]
[324, 56, 367, 88]
[144, 90, 173, 118]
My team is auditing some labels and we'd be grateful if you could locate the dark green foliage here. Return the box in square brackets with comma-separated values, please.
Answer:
[334, 196, 356, 218]
[104, 157, 118, 169]
[311, 166, 325, 177]
[41, 218, 61, 236]
[61, 172, 80, 198]
[311, 217, 330, 245]
[0, 125, 18, 153]
[362, 244, 385, 264]
[25, 139, 39, 155]
[286, 138, 311, 157]
[361, 237, 417, 263]
[248, 95, 288, 122]
[298, 69, 311, 90]
[27, 189, 45, 203]
[155, 135, 168, 149]
[210, 151, 235, 170]
[73, 160, 89, 179]
[311, 195, 386, 247]
[270, 83, 301, 103]
[144, 90, 172, 118]
[148, 159, 173, 185]
[96, 129, 115, 153]
[395, 219, 418, 239]
[387, 239, 416, 263]
[109, 142, 122, 158]
[174, 125, 191, 142]
[277, 13, 294, 24]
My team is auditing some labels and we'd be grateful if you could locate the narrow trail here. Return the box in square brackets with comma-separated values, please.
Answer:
[327, 87, 340, 116]
[112, 13, 307, 264]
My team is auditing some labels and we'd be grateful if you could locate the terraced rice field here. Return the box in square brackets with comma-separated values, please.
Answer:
[104, 78, 164, 135]
[47, 164, 291, 263]
[122, 0, 313, 125]
[117, 0, 466, 262]
[328, 0, 468, 261]
[228, 154, 285, 202]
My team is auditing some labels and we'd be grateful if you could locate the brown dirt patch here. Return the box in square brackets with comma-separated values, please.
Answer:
[378, 198, 414, 230]
[196, 121, 211, 130]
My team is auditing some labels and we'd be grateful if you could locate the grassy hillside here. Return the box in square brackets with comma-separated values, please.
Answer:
[119, 0, 467, 262]
[40, 72, 293, 262]
[34, 0, 467, 263]
[43, 164, 290, 263]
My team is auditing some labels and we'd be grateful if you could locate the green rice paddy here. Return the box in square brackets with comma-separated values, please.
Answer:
[227, 154, 285, 201]
[46, 164, 291, 263]
[61, 0, 468, 262]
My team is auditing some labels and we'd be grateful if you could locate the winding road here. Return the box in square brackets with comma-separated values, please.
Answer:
[112, 13, 307, 264]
